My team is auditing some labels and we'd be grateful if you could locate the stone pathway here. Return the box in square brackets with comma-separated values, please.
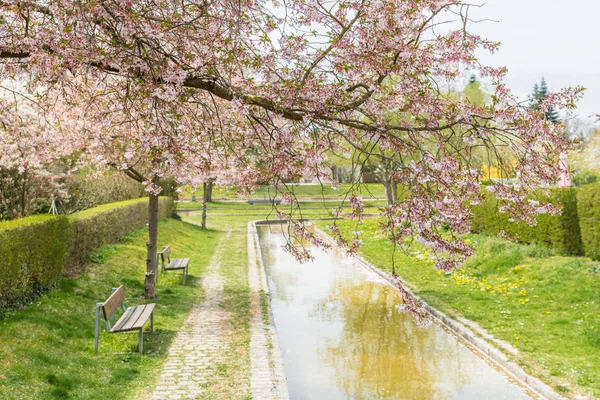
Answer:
[152, 230, 232, 400]
[151, 223, 288, 400]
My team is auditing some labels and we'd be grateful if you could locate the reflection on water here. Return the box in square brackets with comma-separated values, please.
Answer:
[257, 225, 533, 400]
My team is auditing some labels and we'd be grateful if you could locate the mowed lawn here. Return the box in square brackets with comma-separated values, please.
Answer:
[317, 218, 600, 399]
[180, 183, 387, 200]
[0, 218, 225, 400]
[177, 200, 388, 220]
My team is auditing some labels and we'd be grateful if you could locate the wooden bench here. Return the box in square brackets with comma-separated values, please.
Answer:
[94, 286, 155, 354]
[156, 245, 189, 284]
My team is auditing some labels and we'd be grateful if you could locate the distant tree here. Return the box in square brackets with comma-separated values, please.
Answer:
[565, 116, 594, 141]
[531, 78, 560, 123]
[569, 128, 600, 173]
[362, 147, 398, 206]
[325, 147, 360, 184]
[464, 74, 488, 107]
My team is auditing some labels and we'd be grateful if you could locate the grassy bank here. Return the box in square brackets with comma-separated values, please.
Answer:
[0, 218, 222, 400]
[181, 183, 387, 200]
[177, 200, 388, 220]
[317, 218, 600, 398]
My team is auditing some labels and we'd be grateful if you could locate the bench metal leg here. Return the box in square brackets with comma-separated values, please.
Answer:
[182, 264, 188, 284]
[150, 311, 154, 333]
[94, 303, 103, 353]
[139, 328, 143, 354]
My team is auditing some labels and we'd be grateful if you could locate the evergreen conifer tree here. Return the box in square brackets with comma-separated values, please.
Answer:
[531, 83, 540, 110]
[530, 77, 560, 123]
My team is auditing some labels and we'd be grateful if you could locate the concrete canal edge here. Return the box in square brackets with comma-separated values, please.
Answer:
[311, 225, 570, 400]
[248, 221, 289, 400]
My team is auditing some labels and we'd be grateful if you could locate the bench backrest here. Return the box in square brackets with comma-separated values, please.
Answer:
[158, 245, 171, 266]
[102, 285, 125, 321]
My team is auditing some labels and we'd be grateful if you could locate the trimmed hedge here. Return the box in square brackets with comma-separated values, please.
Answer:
[576, 184, 600, 260]
[0, 216, 71, 316]
[67, 198, 173, 273]
[0, 197, 173, 317]
[471, 188, 583, 256]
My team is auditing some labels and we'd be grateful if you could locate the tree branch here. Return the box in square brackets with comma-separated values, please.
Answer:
[0, 51, 30, 59]
[182, 77, 304, 121]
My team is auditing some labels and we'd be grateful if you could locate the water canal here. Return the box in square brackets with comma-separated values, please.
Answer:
[257, 224, 534, 400]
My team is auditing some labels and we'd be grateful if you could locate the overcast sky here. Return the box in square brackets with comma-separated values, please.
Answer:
[466, 0, 599, 123]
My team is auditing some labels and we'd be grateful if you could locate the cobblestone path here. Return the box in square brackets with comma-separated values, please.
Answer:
[152, 230, 232, 400]
[151, 222, 288, 400]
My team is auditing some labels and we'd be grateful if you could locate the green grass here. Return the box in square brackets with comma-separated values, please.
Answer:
[0, 218, 222, 400]
[317, 218, 600, 398]
[180, 183, 387, 200]
[177, 200, 388, 221]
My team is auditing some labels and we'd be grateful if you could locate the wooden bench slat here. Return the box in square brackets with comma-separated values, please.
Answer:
[166, 258, 189, 270]
[103, 286, 125, 320]
[131, 304, 155, 330]
[179, 258, 189, 270]
[111, 304, 155, 332]
[119, 305, 147, 331]
[166, 258, 181, 270]
[111, 306, 137, 332]
[124, 304, 155, 331]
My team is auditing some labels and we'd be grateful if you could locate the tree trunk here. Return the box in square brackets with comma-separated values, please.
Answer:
[382, 171, 394, 206]
[383, 180, 394, 206]
[20, 171, 27, 217]
[144, 174, 159, 299]
[391, 178, 398, 203]
[201, 181, 208, 229]
[205, 180, 213, 202]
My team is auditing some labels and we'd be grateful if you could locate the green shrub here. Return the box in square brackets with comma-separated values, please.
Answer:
[471, 188, 583, 256]
[572, 170, 598, 187]
[0, 197, 173, 316]
[0, 216, 71, 318]
[577, 184, 600, 260]
[66, 197, 172, 274]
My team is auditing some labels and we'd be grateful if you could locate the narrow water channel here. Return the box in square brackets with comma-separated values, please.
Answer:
[257, 224, 534, 400]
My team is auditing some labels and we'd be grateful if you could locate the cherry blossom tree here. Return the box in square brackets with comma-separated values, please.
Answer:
[0, 0, 583, 302]
[0, 83, 75, 217]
